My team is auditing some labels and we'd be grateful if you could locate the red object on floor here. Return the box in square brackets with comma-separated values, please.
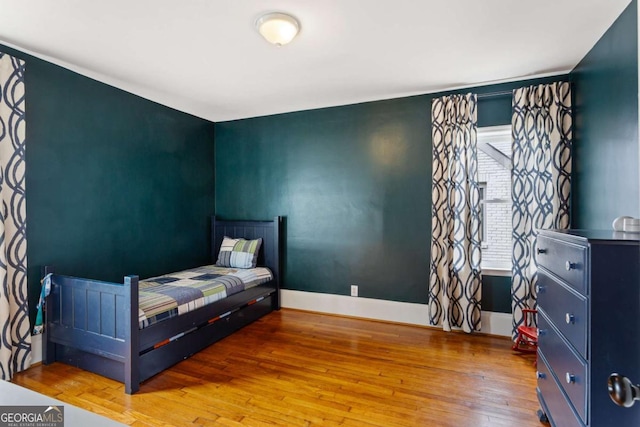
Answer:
[512, 308, 538, 353]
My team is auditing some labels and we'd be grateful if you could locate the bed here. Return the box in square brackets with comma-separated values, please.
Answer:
[42, 216, 281, 394]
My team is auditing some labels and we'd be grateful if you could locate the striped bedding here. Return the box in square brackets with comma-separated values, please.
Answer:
[138, 265, 273, 329]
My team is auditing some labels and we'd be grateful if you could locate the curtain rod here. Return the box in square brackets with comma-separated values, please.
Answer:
[477, 90, 512, 99]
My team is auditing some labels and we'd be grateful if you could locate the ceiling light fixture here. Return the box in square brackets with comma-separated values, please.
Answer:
[255, 12, 300, 46]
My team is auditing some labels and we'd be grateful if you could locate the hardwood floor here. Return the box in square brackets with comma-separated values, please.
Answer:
[12, 309, 542, 427]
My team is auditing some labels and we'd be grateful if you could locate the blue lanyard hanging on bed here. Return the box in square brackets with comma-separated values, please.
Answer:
[33, 273, 52, 335]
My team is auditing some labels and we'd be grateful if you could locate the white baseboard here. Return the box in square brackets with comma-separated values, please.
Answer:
[281, 289, 512, 337]
[480, 310, 513, 337]
[31, 333, 42, 365]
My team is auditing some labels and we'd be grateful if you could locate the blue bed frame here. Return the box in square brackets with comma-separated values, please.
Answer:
[42, 216, 281, 394]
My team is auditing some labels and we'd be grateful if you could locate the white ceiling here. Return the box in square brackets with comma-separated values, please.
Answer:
[0, 0, 633, 122]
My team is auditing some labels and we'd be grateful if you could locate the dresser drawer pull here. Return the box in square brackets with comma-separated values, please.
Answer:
[537, 371, 546, 379]
[565, 313, 575, 324]
[608, 373, 640, 408]
[537, 329, 546, 337]
[565, 261, 576, 271]
[537, 248, 547, 254]
[566, 372, 576, 384]
[535, 284, 545, 294]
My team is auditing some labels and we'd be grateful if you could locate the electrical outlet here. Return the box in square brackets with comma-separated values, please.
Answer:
[351, 285, 358, 297]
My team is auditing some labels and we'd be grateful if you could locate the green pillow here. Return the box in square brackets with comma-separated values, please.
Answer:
[216, 236, 262, 269]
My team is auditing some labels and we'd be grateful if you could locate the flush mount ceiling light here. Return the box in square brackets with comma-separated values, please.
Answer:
[255, 12, 300, 46]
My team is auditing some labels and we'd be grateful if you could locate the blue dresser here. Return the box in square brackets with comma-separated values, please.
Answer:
[535, 229, 640, 426]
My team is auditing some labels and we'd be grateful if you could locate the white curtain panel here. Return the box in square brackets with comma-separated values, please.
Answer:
[0, 52, 29, 380]
[511, 82, 572, 339]
[429, 93, 482, 333]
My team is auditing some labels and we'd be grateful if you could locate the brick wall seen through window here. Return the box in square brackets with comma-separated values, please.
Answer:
[477, 125, 512, 270]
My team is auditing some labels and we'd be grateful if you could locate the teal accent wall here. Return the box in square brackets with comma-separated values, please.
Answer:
[0, 44, 216, 325]
[571, 0, 639, 228]
[481, 275, 512, 313]
[216, 76, 565, 312]
[217, 97, 431, 303]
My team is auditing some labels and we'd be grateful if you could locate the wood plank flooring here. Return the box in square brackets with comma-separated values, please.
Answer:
[12, 309, 541, 427]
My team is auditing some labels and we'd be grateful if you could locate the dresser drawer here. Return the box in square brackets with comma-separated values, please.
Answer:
[536, 235, 587, 294]
[537, 272, 587, 358]
[537, 353, 585, 427]
[538, 311, 587, 424]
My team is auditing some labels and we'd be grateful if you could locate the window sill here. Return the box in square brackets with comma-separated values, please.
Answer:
[481, 266, 511, 277]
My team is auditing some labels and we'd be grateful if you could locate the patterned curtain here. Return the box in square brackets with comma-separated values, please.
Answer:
[0, 52, 29, 380]
[429, 93, 482, 333]
[511, 82, 571, 338]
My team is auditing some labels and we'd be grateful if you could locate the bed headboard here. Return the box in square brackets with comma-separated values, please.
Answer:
[211, 216, 282, 289]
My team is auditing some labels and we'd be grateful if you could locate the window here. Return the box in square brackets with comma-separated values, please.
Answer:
[477, 125, 512, 274]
